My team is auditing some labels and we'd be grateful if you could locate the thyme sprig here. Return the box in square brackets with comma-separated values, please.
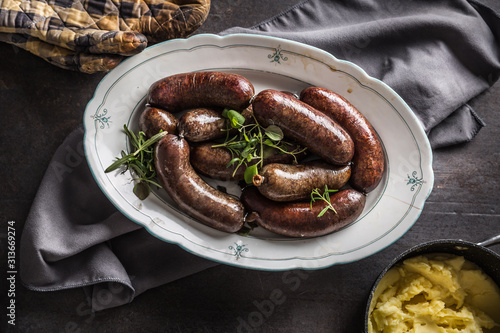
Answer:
[310, 185, 339, 217]
[213, 108, 307, 183]
[105, 125, 167, 200]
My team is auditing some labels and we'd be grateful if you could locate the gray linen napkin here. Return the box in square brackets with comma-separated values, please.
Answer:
[21, 0, 500, 312]
[222, 0, 500, 148]
[20, 127, 218, 311]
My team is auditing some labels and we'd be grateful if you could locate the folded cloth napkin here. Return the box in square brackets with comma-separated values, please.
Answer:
[20, 0, 500, 312]
[0, 0, 210, 73]
[21, 127, 219, 311]
[222, 0, 500, 148]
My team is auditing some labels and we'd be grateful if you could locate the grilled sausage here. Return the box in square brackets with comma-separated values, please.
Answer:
[252, 89, 354, 165]
[241, 187, 365, 238]
[138, 106, 178, 138]
[178, 107, 227, 142]
[190, 143, 243, 181]
[178, 106, 254, 142]
[147, 71, 255, 113]
[252, 161, 351, 202]
[190, 142, 307, 181]
[155, 134, 245, 233]
[300, 87, 385, 193]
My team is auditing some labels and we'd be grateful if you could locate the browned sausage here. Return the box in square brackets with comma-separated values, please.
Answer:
[138, 106, 178, 138]
[178, 106, 254, 142]
[241, 187, 365, 238]
[190, 142, 307, 181]
[155, 134, 245, 233]
[280, 91, 299, 98]
[252, 161, 351, 202]
[178, 107, 227, 142]
[147, 71, 255, 113]
[252, 89, 354, 165]
[190, 143, 242, 181]
[300, 87, 385, 193]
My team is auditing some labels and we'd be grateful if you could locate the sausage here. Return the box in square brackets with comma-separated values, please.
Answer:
[280, 91, 299, 98]
[252, 89, 354, 165]
[147, 71, 255, 113]
[252, 161, 351, 202]
[154, 134, 245, 233]
[190, 143, 243, 181]
[190, 142, 307, 181]
[178, 106, 254, 143]
[241, 187, 365, 238]
[300, 87, 385, 193]
[178, 107, 227, 142]
[138, 106, 178, 138]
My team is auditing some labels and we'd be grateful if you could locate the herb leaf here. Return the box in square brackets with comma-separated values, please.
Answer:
[264, 125, 284, 141]
[105, 152, 133, 173]
[133, 182, 150, 200]
[310, 185, 339, 217]
[105, 125, 167, 200]
[244, 164, 259, 184]
[225, 109, 246, 129]
[214, 109, 307, 183]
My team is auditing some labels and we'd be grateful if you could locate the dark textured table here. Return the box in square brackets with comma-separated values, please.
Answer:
[1, 0, 500, 332]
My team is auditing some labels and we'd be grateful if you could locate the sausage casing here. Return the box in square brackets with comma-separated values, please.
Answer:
[138, 106, 178, 138]
[300, 87, 385, 193]
[252, 89, 354, 165]
[147, 71, 255, 113]
[241, 187, 365, 238]
[178, 107, 227, 142]
[155, 134, 245, 233]
[190, 143, 243, 181]
[252, 161, 351, 202]
[178, 106, 254, 143]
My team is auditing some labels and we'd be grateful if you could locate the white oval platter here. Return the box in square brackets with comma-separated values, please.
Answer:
[83, 33, 434, 270]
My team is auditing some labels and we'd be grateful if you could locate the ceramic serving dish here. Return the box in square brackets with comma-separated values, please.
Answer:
[83, 33, 434, 270]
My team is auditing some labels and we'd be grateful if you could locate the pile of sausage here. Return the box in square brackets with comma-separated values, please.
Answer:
[139, 71, 385, 238]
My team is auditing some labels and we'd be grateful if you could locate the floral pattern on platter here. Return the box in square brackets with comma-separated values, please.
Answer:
[407, 171, 424, 191]
[91, 109, 111, 129]
[229, 242, 249, 260]
[268, 45, 288, 64]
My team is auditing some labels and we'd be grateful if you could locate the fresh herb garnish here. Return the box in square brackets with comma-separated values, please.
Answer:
[310, 185, 339, 217]
[105, 125, 167, 200]
[213, 108, 307, 183]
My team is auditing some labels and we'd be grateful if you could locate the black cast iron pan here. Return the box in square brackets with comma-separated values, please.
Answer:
[364, 235, 500, 332]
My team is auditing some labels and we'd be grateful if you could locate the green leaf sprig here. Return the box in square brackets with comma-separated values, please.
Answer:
[310, 185, 339, 217]
[213, 108, 307, 183]
[105, 125, 167, 200]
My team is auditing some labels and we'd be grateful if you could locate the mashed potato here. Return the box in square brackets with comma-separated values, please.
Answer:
[368, 254, 500, 333]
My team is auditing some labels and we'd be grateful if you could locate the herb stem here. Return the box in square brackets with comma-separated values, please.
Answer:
[310, 185, 339, 217]
[214, 109, 306, 183]
[105, 125, 167, 200]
